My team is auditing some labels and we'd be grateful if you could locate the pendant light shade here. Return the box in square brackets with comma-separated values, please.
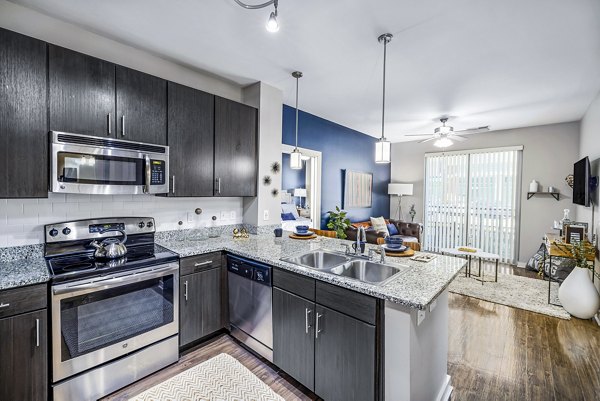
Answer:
[290, 71, 304, 170]
[375, 33, 393, 164]
[375, 137, 391, 163]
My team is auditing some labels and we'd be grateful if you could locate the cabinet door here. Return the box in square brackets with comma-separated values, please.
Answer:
[314, 304, 376, 401]
[214, 97, 257, 197]
[49, 45, 115, 137]
[0, 28, 48, 198]
[116, 66, 167, 145]
[0, 310, 48, 401]
[200, 267, 222, 335]
[180, 268, 222, 347]
[167, 82, 214, 196]
[273, 288, 315, 390]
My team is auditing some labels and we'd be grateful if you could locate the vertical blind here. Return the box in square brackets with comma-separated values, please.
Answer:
[424, 148, 522, 263]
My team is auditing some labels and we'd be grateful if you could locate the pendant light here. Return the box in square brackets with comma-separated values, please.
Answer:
[375, 33, 393, 164]
[233, 0, 279, 33]
[290, 71, 303, 170]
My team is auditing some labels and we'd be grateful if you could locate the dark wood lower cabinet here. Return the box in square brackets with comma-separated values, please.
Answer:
[180, 267, 222, 347]
[314, 304, 376, 401]
[272, 288, 315, 390]
[0, 309, 48, 401]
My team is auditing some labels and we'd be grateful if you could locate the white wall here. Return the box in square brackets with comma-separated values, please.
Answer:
[391, 122, 580, 264]
[576, 91, 600, 294]
[242, 82, 283, 227]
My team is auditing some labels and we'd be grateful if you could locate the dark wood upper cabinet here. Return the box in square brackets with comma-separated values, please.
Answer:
[314, 304, 376, 401]
[0, 29, 48, 198]
[273, 287, 316, 391]
[214, 97, 258, 197]
[167, 82, 214, 197]
[116, 66, 167, 145]
[49, 45, 115, 137]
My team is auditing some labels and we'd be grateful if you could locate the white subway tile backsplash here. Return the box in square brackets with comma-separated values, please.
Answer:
[66, 194, 90, 203]
[53, 203, 77, 214]
[4, 202, 24, 215]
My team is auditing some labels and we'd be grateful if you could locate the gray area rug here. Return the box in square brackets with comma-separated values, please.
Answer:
[449, 270, 571, 320]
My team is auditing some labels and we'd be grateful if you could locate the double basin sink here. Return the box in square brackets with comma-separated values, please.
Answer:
[281, 249, 408, 286]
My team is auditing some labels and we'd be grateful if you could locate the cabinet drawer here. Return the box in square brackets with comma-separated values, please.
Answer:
[273, 268, 315, 301]
[180, 252, 222, 276]
[0, 284, 47, 319]
[316, 281, 377, 325]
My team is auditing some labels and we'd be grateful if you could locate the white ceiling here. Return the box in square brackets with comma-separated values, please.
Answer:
[11, 0, 600, 141]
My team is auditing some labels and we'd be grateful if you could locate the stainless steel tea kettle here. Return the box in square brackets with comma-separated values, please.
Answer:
[89, 229, 128, 259]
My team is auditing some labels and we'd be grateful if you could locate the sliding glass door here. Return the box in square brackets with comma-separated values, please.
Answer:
[424, 147, 522, 263]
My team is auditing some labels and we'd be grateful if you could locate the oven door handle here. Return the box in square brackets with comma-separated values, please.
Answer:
[52, 264, 179, 296]
[144, 154, 151, 194]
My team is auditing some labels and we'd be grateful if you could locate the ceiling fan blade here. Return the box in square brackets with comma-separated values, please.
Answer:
[454, 126, 490, 135]
[418, 137, 437, 144]
[451, 135, 468, 142]
[404, 133, 432, 137]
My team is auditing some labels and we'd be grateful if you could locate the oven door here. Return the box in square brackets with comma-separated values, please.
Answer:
[51, 263, 179, 383]
[50, 132, 169, 195]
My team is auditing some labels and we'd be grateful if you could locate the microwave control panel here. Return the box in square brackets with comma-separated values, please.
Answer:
[150, 160, 166, 185]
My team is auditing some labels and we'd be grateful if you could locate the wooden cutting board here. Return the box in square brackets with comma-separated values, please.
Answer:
[289, 233, 318, 240]
[383, 248, 415, 257]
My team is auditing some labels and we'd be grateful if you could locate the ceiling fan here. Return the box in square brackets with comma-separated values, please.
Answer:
[404, 118, 490, 148]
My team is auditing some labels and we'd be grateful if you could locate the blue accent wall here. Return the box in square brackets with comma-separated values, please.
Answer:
[282, 105, 390, 228]
[281, 153, 306, 206]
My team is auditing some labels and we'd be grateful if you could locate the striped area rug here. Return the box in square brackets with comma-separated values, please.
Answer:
[129, 353, 284, 401]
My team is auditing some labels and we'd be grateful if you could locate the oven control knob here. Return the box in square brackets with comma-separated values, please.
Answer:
[146, 221, 154, 228]
[49, 228, 58, 237]
[62, 227, 71, 235]
[138, 222, 145, 229]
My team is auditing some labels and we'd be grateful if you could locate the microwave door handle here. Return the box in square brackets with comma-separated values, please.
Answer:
[144, 154, 151, 193]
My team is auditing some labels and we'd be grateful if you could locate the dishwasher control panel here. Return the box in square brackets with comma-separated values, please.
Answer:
[227, 255, 272, 286]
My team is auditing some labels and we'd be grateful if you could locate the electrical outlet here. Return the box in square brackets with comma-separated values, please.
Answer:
[263, 210, 270, 221]
[187, 212, 194, 223]
[230, 211, 236, 220]
[429, 299, 437, 312]
[220, 211, 228, 220]
[417, 310, 426, 326]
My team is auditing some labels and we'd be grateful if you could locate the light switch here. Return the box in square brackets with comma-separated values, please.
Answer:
[417, 310, 426, 326]
[263, 210, 269, 221]
[230, 211, 236, 220]
[429, 299, 437, 312]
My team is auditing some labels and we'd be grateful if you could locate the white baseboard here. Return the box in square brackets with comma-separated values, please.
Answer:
[594, 313, 600, 327]
[435, 375, 453, 401]
[516, 261, 526, 268]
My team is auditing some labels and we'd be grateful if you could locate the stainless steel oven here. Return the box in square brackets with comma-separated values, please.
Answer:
[50, 131, 169, 195]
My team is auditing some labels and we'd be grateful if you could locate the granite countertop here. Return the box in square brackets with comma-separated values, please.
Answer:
[156, 230, 466, 310]
[0, 244, 49, 290]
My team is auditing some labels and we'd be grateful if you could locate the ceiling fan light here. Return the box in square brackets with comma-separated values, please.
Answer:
[375, 138, 391, 163]
[266, 11, 279, 32]
[434, 137, 453, 148]
[290, 148, 303, 169]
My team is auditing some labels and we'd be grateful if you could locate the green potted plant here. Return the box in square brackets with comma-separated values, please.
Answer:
[327, 206, 351, 239]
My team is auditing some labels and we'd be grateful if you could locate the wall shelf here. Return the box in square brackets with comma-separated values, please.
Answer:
[527, 192, 560, 201]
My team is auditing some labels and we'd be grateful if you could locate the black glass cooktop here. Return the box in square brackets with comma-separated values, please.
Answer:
[47, 244, 178, 283]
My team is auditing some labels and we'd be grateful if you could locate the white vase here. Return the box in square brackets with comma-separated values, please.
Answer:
[558, 266, 600, 319]
[529, 180, 539, 192]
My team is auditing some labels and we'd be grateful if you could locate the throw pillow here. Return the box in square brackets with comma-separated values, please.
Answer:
[387, 223, 399, 235]
[281, 212, 296, 221]
[370, 216, 389, 236]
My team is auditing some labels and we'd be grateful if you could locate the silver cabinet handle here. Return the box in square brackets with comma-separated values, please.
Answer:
[144, 154, 151, 194]
[194, 261, 212, 267]
[107, 113, 112, 135]
[35, 318, 40, 347]
[184, 280, 188, 301]
[315, 312, 322, 338]
[172, 175, 175, 195]
[0, 302, 9, 309]
[121, 115, 126, 136]
[305, 308, 312, 334]
[216, 177, 221, 195]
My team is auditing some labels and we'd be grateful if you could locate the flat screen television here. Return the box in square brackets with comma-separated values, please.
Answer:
[573, 156, 591, 206]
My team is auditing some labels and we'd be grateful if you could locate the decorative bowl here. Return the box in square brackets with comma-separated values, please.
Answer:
[385, 236, 404, 249]
[296, 225, 309, 233]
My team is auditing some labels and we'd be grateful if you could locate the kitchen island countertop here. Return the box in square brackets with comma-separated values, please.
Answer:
[157, 230, 466, 310]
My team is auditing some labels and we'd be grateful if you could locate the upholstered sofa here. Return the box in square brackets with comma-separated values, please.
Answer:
[345, 219, 421, 250]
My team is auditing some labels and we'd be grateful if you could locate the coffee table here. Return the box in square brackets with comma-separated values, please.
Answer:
[440, 247, 500, 283]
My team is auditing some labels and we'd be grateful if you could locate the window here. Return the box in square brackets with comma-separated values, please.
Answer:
[424, 147, 522, 263]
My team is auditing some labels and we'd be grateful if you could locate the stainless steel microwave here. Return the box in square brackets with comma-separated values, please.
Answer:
[50, 131, 169, 195]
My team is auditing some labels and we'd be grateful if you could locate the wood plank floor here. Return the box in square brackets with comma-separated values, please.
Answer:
[103, 265, 600, 401]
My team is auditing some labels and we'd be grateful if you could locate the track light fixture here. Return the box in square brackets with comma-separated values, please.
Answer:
[234, 0, 279, 32]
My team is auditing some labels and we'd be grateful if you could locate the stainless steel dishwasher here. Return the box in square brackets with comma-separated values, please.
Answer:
[228, 255, 273, 361]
